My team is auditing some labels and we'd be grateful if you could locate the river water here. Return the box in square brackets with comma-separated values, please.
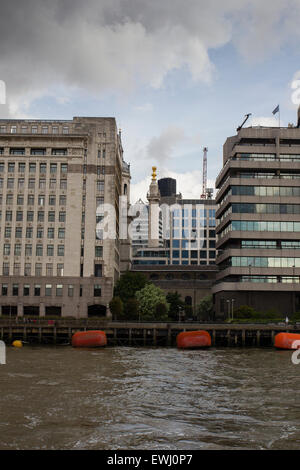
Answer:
[0, 345, 300, 450]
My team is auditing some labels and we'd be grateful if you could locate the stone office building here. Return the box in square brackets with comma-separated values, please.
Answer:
[0, 117, 130, 318]
[213, 108, 300, 318]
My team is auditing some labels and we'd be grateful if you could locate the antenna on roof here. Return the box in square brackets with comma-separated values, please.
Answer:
[237, 113, 252, 132]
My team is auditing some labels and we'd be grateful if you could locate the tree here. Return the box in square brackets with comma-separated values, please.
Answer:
[136, 284, 169, 321]
[114, 271, 148, 303]
[197, 295, 214, 321]
[124, 298, 139, 321]
[109, 297, 123, 320]
[166, 291, 184, 321]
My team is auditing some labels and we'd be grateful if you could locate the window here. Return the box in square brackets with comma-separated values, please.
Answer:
[27, 211, 34, 221]
[94, 264, 102, 277]
[3, 263, 9, 275]
[52, 126, 58, 134]
[24, 264, 31, 276]
[50, 163, 57, 174]
[6, 194, 13, 204]
[10, 148, 24, 155]
[18, 163, 25, 173]
[14, 263, 20, 275]
[31, 148, 46, 155]
[11, 126, 17, 134]
[45, 284, 52, 296]
[26, 227, 33, 238]
[49, 179, 56, 189]
[56, 284, 63, 296]
[12, 284, 19, 296]
[42, 126, 48, 134]
[57, 245, 64, 256]
[95, 246, 103, 257]
[18, 178, 25, 189]
[4, 227, 11, 238]
[39, 179, 46, 190]
[7, 178, 14, 188]
[32, 126, 38, 134]
[68, 285, 74, 297]
[94, 284, 101, 297]
[23, 285, 30, 296]
[60, 179, 67, 190]
[34, 285, 40, 296]
[37, 228, 43, 239]
[48, 211, 55, 222]
[36, 244, 43, 256]
[96, 181, 104, 192]
[2, 284, 8, 296]
[59, 211, 66, 222]
[21, 126, 27, 133]
[40, 163, 46, 173]
[58, 228, 65, 239]
[47, 228, 54, 239]
[35, 263, 42, 276]
[57, 264, 64, 276]
[17, 195, 24, 205]
[37, 211, 44, 222]
[0, 126, 6, 133]
[29, 163, 36, 173]
[28, 178, 35, 189]
[15, 227, 22, 238]
[59, 195, 66, 206]
[62, 126, 69, 134]
[14, 244, 21, 256]
[61, 163, 68, 174]
[52, 148, 67, 156]
[25, 244, 32, 256]
[16, 211, 23, 221]
[46, 264, 53, 276]
[47, 245, 54, 256]
[49, 195, 56, 205]
[38, 195, 45, 206]
[5, 211, 12, 222]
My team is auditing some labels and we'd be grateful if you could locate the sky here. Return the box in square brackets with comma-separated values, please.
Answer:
[1, 0, 300, 202]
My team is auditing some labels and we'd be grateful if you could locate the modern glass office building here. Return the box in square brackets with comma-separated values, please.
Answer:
[213, 113, 300, 318]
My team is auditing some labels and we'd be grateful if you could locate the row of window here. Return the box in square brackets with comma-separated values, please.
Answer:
[3, 243, 65, 256]
[172, 208, 216, 218]
[0, 162, 68, 173]
[0, 194, 67, 206]
[240, 240, 300, 249]
[0, 178, 67, 190]
[0, 283, 102, 297]
[0, 148, 68, 156]
[0, 125, 70, 135]
[230, 185, 300, 197]
[3, 263, 64, 276]
[240, 276, 300, 284]
[228, 256, 300, 268]
[231, 203, 300, 215]
[238, 172, 300, 179]
[3, 228, 65, 239]
[172, 250, 215, 259]
[237, 153, 300, 162]
[1, 210, 65, 222]
[218, 221, 300, 239]
[172, 218, 216, 228]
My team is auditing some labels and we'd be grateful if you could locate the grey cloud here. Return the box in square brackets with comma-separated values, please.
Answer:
[0, 0, 300, 115]
[146, 127, 186, 164]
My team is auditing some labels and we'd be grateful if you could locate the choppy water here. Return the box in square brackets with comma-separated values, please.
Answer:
[0, 345, 300, 450]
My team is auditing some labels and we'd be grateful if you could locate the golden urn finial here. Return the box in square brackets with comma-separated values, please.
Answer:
[152, 166, 157, 181]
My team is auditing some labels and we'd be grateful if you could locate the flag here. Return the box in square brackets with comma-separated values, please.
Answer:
[272, 105, 279, 115]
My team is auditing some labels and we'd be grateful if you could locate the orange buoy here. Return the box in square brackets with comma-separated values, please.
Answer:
[176, 330, 211, 349]
[72, 330, 107, 348]
[274, 332, 300, 350]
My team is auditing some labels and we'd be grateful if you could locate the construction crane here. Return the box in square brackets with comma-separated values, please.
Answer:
[200, 147, 208, 199]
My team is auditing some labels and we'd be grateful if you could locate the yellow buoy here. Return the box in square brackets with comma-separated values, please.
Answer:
[12, 340, 23, 348]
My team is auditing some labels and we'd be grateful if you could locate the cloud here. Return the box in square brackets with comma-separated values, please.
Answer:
[146, 126, 186, 164]
[2, 0, 300, 116]
[130, 169, 215, 203]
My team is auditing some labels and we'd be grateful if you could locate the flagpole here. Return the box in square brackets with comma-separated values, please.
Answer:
[279, 104, 280, 127]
